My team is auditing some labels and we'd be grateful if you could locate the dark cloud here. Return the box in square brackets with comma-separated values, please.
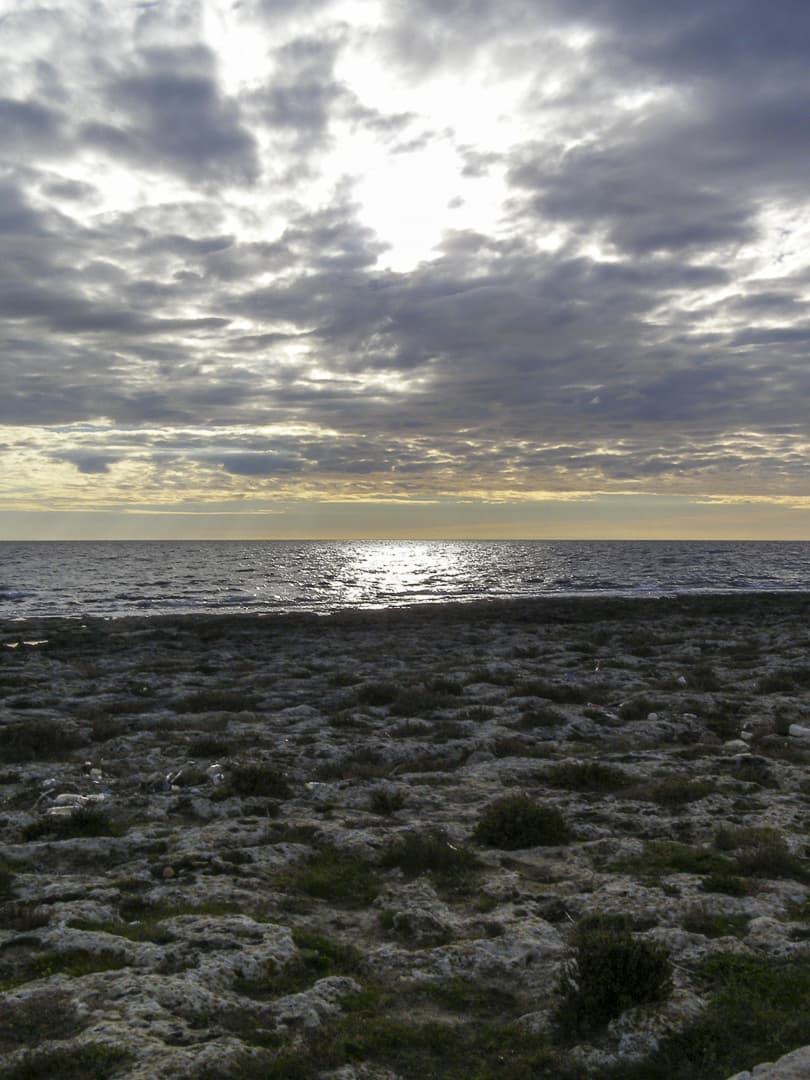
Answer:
[0, 98, 66, 156]
[552, 0, 810, 80]
[54, 451, 117, 474]
[221, 453, 302, 476]
[251, 35, 344, 152]
[91, 46, 260, 184]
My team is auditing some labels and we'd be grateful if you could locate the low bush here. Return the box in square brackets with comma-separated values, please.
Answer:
[456, 705, 496, 723]
[22, 805, 124, 841]
[279, 847, 380, 908]
[606, 953, 810, 1080]
[0, 902, 49, 932]
[682, 907, 749, 938]
[644, 777, 717, 807]
[355, 681, 399, 706]
[756, 667, 810, 694]
[188, 736, 232, 758]
[555, 916, 672, 1037]
[515, 705, 566, 730]
[381, 828, 480, 883]
[613, 840, 732, 879]
[316, 750, 390, 781]
[223, 762, 290, 798]
[700, 873, 750, 897]
[234, 929, 362, 999]
[0, 719, 85, 762]
[0, 1043, 130, 1080]
[473, 795, 572, 849]
[174, 689, 260, 713]
[0, 863, 15, 902]
[619, 697, 664, 723]
[734, 841, 810, 883]
[512, 679, 589, 704]
[688, 665, 723, 691]
[0, 990, 86, 1050]
[544, 761, 633, 793]
[368, 786, 406, 815]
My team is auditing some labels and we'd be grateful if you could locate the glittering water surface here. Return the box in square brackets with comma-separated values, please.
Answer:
[1, 539, 809, 618]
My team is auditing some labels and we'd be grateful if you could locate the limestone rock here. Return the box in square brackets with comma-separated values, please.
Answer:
[727, 1044, 810, 1079]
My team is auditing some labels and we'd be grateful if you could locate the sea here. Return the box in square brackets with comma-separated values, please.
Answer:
[1, 539, 809, 621]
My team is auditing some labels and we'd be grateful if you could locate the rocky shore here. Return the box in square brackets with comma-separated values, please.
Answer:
[1, 594, 810, 1079]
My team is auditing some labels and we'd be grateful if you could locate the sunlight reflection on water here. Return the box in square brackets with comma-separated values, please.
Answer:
[1, 539, 809, 618]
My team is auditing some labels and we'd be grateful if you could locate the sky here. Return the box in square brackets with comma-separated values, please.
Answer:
[1, 0, 810, 540]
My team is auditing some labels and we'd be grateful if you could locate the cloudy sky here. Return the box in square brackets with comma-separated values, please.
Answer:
[2, 0, 809, 539]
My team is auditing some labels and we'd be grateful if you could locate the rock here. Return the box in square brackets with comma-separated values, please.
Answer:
[271, 976, 363, 1031]
[726, 1044, 810, 1079]
[788, 724, 810, 741]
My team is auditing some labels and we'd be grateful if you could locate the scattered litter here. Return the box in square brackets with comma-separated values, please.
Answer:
[206, 763, 225, 784]
[46, 792, 107, 816]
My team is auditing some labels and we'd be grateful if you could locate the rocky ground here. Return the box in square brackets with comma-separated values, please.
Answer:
[1, 594, 810, 1079]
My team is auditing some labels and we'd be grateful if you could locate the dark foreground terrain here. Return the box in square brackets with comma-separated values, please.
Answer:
[1, 595, 810, 1078]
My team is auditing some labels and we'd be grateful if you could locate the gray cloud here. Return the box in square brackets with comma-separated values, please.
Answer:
[88, 45, 260, 184]
[1, 0, 809, 509]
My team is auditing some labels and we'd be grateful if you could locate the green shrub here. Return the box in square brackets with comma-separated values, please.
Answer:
[315, 749, 390, 781]
[224, 762, 290, 798]
[713, 825, 781, 851]
[22, 805, 124, 841]
[174, 688, 261, 713]
[0, 903, 49, 932]
[545, 761, 633, 793]
[512, 679, 588, 704]
[619, 697, 664, 723]
[644, 777, 717, 807]
[427, 676, 463, 696]
[756, 667, 810, 694]
[607, 954, 810, 1080]
[682, 907, 749, 938]
[457, 705, 496, 723]
[188, 736, 232, 758]
[381, 828, 480, 883]
[0, 719, 85, 762]
[4, 948, 129, 988]
[613, 840, 732, 879]
[688, 665, 723, 691]
[0, 1043, 130, 1080]
[368, 786, 405, 815]
[734, 841, 810, 883]
[355, 682, 399, 706]
[0, 990, 85, 1050]
[515, 705, 566, 730]
[473, 796, 572, 849]
[0, 863, 15, 902]
[234, 929, 362, 999]
[555, 917, 672, 1037]
[700, 873, 749, 897]
[279, 847, 380, 908]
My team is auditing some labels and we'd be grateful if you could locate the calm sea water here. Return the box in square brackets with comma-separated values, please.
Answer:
[1, 540, 809, 620]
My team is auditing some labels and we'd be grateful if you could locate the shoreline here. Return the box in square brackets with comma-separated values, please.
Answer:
[1, 590, 810, 1078]
[3, 587, 810, 633]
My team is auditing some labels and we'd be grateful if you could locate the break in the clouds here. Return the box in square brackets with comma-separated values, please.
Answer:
[1, 0, 809, 538]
